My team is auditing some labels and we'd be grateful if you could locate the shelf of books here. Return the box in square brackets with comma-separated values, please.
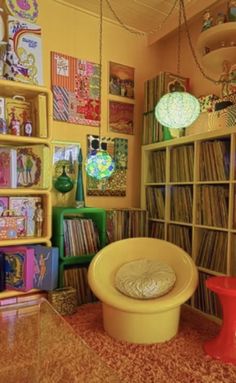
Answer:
[141, 126, 236, 321]
[0, 80, 53, 301]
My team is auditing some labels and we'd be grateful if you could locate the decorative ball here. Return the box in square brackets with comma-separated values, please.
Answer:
[155, 91, 200, 129]
[85, 150, 115, 180]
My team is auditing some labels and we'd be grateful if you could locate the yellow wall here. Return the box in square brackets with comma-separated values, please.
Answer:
[154, 1, 226, 97]
[37, 0, 162, 209]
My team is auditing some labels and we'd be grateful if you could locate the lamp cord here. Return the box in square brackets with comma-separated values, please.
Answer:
[180, 0, 230, 85]
[177, 0, 182, 75]
[99, 0, 103, 142]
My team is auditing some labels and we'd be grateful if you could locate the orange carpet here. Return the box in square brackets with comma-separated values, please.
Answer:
[65, 302, 236, 383]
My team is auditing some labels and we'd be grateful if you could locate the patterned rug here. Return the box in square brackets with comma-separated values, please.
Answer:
[65, 302, 236, 383]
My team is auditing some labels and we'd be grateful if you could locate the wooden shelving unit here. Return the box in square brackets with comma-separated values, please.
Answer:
[141, 126, 236, 320]
[197, 22, 236, 74]
[0, 79, 52, 300]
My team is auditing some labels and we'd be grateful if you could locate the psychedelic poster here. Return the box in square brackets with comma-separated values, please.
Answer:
[51, 52, 100, 126]
[109, 101, 134, 135]
[87, 135, 128, 196]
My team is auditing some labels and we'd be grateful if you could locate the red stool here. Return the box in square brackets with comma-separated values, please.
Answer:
[204, 276, 236, 364]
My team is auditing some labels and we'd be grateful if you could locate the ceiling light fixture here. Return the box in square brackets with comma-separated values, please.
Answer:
[85, 0, 115, 180]
[155, 0, 200, 129]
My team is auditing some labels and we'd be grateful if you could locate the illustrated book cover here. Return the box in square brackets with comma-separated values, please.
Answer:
[31, 245, 59, 291]
[4, 16, 43, 85]
[0, 147, 17, 188]
[0, 252, 5, 292]
[9, 196, 42, 237]
[0, 197, 9, 216]
[16, 145, 50, 189]
[0, 246, 34, 291]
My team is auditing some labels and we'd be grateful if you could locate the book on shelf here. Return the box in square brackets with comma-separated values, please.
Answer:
[16, 145, 50, 189]
[0, 246, 34, 292]
[0, 253, 5, 292]
[33, 94, 48, 138]
[9, 196, 42, 237]
[31, 245, 59, 291]
[0, 148, 17, 188]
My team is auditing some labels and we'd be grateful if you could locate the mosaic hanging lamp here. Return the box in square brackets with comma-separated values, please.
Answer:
[85, 0, 115, 181]
[85, 149, 115, 180]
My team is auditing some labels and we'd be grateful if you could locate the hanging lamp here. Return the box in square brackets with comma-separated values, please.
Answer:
[85, 0, 115, 180]
[155, 0, 200, 129]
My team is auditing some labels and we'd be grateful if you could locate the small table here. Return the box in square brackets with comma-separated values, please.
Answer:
[204, 276, 236, 364]
[0, 298, 120, 382]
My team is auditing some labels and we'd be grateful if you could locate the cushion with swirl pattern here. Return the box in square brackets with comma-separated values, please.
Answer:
[115, 259, 176, 299]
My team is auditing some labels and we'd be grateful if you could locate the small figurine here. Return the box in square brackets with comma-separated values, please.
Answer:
[23, 120, 33, 136]
[9, 113, 21, 136]
[216, 12, 227, 24]
[219, 60, 231, 97]
[201, 9, 214, 32]
[0, 117, 7, 134]
[34, 202, 44, 237]
[228, 0, 236, 21]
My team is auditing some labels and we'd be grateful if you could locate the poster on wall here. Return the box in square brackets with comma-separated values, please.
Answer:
[109, 62, 135, 99]
[87, 135, 128, 196]
[109, 100, 134, 135]
[51, 52, 100, 126]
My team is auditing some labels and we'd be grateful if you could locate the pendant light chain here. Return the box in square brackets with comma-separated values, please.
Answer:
[99, 0, 103, 141]
[177, 0, 182, 75]
[180, 0, 229, 85]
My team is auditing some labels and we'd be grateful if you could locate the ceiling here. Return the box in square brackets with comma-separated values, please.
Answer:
[55, 0, 222, 43]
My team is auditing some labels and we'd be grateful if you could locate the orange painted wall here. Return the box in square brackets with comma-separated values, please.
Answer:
[37, 0, 162, 209]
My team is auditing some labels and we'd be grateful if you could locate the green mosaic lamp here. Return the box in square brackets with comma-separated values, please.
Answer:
[85, 149, 115, 180]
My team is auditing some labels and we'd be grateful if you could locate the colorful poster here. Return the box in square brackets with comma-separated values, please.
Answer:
[109, 62, 135, 99]
[87, 135, 128, 196]
[51, 52, 100, 126]
[109, 101, 134, 135]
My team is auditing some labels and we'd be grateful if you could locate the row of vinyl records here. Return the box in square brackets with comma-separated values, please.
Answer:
[146, 185, 230, 227]
[194, 272, 222, 318]
[149, 222, 228, 274]
[63, 218, 100, 257]
[149, 140, 229, 184]
[63, 209, 148, 258]
[63, 267, 97, 306]
[200, 140, 230, 181]
[106, 209, 148, 242]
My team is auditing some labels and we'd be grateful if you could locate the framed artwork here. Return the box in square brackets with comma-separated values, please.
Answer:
[51, 52, 100, 126]
[109, 100, 134, 135]
[52, 141, 80, 186]
[109, 62, 134, 99]
[87, 135, 128, 196]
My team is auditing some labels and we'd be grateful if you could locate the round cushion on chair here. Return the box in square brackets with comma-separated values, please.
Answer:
[115, 259, 176, 299]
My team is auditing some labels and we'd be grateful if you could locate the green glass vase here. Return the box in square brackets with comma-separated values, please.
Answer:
[54, 165, 74, 193]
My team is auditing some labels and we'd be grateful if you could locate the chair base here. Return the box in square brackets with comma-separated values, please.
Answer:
[102, 303, 180, 344]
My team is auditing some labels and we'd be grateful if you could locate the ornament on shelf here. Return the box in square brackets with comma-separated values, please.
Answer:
[4, 0, 39, 23]
[0, 118, 7, 134]
[201, 9, 213, 32]
[34, 201, 43, 237]
[54, 165, 74, 194]
[216, 12, 227, 24]
[9, 112, 20, 135]
[75, 147, 85, 208]
[228, 0, 236, 22]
